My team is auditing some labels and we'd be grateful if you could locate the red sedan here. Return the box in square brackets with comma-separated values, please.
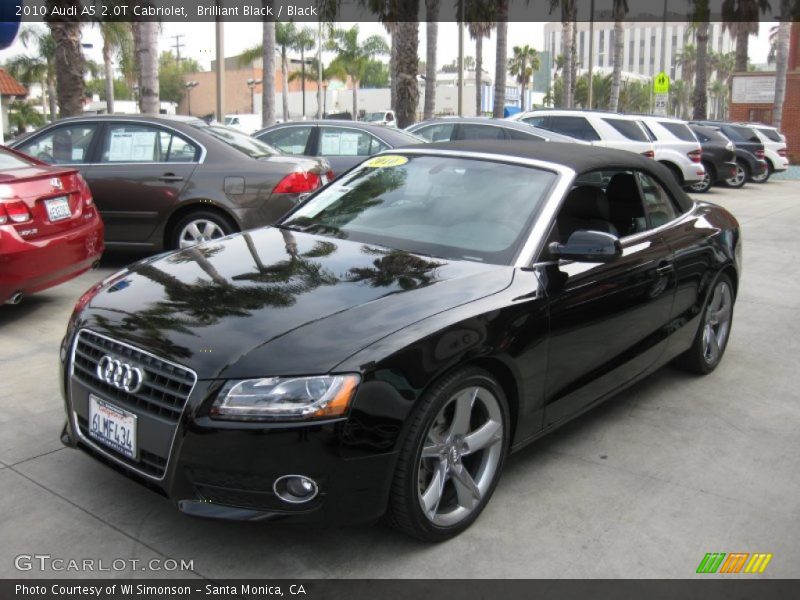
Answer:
[0, 146, 104, 305]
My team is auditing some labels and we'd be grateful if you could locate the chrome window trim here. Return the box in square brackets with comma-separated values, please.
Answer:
[17, 118, 208, 165]
[68, 328, 198, 482]
[382, 147, 576, 268]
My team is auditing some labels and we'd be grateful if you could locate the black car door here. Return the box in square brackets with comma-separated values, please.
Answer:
[540, 170, 678, 427]
[82, 122, 199, 245]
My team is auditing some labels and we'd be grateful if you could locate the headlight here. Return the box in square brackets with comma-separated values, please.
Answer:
[210, 374, 360, 421]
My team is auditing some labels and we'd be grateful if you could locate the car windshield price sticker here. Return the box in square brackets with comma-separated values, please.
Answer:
[363, 155, 409, 168]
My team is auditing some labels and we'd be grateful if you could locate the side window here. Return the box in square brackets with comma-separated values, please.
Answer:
[414, 123, 455, 142]
[100, 124, 164, 163]
[521, 116, 548, 129]
[602, 118, 649, 141]
[157, 131, 199, 162]
[506, 128, 545, 142]
[17, 124, 98, 164]
[259, 126, 313, 155]
[548, 116, 601, 141]
[318, 127, 381, 156]
[458, 124, 505, 140]
[635, 171, 680, 227]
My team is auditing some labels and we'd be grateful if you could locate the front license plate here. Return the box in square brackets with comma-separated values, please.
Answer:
[88, 395, 137, 459]
[44, 196, 72, 222]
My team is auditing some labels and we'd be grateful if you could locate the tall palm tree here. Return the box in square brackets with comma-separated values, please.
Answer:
[131, 21, 159, 114]
[551, 0, 577, 108]
[241, 22, 299, 122]
[507, 45, 540, 111]
[609, 0, 628, 111]
[262, 17, 276, 127]
[467, 20, 494, 116]
[423, 0, 440, 120]
[45, 1, 85, 117]
[294, 27, 316, 118]
[722, 0, 771, 72]
[772, 0, 791, 129]
[326, 25, 389, 120]
[395, 19, 420, 127]
[316, 21, 324, 118]
[98, 22, 132, 114]
[691, 0, 711, 120]
[492, 0, 509, 117]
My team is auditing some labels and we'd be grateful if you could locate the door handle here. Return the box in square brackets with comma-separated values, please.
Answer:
[656, 262, 673, 276]
[159, 173, 183, 182]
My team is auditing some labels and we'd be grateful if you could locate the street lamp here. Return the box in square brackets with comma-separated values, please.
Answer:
[247, 77, 262, 114]
[184, 81, 199, 115]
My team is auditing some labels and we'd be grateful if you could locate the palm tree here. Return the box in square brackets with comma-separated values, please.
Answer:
[668, 79, 692, 119]
[773, 0, 791, 129]
[708, 79, 728, 119]
[241, 22, 300, 122]
[492, 0, 509, 118]
[131, 21, 159, 114]
[46, 1, 85, 117]
[467, 20, 494, 116]
[395, 19, 420, 127]
[551, 0, 577, 109]
[423, 0, 440, 120]
[691, 4, 710, 120]
[12, 26, 56, 119]
[98, 22, 132, 114]
[294, 27, 316, 118]
[507, 45, 540, 111]
[326, 25, 389, 120]
[609, 0, 628, 111]
[576, 72, 612, 109]
[675, 44, 697, 88]
[722, 0, 771, 72]
[8, 100, 45, 134]
[262, 19, 276, 127]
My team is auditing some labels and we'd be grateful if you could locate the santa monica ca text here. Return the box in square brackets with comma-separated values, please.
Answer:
[16, 583, 307, 596]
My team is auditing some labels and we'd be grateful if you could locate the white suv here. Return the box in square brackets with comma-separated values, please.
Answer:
[508, 109, 655, 157]
[638, 116, 706, 186]
[745, 123, 789, 176]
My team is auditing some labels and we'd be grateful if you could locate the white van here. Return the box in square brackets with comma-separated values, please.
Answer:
[363, 110, 397, 128]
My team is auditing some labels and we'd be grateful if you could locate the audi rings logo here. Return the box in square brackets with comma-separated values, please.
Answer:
[96, 355, 144, 393]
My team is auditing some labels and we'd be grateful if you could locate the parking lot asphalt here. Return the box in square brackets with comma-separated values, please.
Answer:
[1, 181, 798, 579]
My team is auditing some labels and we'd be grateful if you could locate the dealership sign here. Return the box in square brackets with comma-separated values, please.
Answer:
[731, 75, 776, 104]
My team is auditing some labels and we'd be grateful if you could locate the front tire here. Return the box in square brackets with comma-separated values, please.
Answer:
[674, 273, 735, 374]
[386, 367, 509, 542]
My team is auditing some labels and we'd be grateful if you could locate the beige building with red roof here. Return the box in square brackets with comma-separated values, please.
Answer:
[0, 67, 28, 143]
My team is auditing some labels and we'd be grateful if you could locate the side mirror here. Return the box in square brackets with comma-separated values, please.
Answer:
[548, 230, 622, 263]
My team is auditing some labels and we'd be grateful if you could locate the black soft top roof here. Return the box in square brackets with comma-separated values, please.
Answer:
[398, 140, 694, 212]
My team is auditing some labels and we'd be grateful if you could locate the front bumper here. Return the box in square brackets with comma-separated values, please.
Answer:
[59, 332, 399, 524]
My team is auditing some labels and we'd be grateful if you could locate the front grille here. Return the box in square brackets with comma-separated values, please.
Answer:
[76, 414, 168, 477]
[72, 330, 195, 422]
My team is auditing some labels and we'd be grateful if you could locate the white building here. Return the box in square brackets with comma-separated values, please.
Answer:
[544, 22, 735, 81]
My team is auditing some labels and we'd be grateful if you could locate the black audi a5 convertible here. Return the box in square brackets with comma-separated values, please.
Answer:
[60, 141, 741, 541]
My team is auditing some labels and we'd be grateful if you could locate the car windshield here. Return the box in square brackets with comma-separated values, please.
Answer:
[190, 123, 279, 158]
[0, 147, 36, 169]
[364, 112, 388, 122]
[280, 154, 557, 265]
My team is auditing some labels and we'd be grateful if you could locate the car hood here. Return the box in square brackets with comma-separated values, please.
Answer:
[76, 227, 513, 379]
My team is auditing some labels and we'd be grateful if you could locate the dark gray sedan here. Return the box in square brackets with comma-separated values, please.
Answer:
[253, 120, 425, 177]
[11, 115, 331, 250]
[407, 117, 586, 144]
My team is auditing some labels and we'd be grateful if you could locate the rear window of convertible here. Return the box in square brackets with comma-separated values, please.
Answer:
[280, 155, 558, 265]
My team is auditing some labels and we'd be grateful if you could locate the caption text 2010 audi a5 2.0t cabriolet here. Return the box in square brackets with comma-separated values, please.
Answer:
[59, 141, 741, 541]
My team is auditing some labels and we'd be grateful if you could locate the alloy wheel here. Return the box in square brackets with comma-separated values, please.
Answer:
[726, 164, 746, 187]
[750, 167, 769, 183]
[702, 281, 733, 365]
[178, 219, 226, 249]
[690, 172, 712, 193]
[417, 386, 504, 527]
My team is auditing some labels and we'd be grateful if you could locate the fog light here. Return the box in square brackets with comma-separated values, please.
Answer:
[273, 475, 319, 504]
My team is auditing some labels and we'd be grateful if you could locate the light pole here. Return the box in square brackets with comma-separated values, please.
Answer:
[184, 81, 198, 115]
[247, 77, 262, 114]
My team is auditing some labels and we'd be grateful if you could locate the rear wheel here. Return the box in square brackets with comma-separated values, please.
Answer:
[674, 273, 735, 374]
[725, 161, 748, 188]
[386, 367, 509, 542]
[750, 163, 770, 183]
[689, 169, 712, 193]
[171, 210, 236, 250]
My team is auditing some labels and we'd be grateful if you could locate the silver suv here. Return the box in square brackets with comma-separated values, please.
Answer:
[638, 116, 706, 186]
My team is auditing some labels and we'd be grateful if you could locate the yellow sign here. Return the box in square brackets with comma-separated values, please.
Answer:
[654, 72, 670, 94]
[363, 155, 409, 168]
